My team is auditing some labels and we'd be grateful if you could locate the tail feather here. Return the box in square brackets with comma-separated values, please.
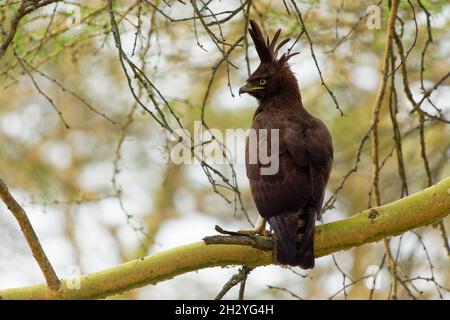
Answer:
[268, 208, 317, 269]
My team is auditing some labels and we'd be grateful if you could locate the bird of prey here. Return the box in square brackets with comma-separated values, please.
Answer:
[238, 20, 333, 269]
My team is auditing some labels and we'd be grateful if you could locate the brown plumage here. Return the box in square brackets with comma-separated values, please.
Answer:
[240, 20, 333, 269]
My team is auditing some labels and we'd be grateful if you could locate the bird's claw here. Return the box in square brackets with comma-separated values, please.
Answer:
[237, 228, 271, 237]
[214, 225, 272, 238]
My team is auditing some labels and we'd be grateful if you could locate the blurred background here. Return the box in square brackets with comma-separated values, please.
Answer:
[0, 0, 449, 299]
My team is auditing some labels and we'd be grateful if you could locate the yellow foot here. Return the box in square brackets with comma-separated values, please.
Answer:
[237, 229, 271, 236]
[215, 217, 270, 237]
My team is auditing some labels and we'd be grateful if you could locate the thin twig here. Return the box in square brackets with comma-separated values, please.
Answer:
[215, 266, 252, 300]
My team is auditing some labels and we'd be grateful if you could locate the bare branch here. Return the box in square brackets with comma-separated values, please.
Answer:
[0, 177, 61, 291]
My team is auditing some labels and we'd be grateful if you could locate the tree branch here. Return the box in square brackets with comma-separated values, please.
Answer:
[0, 177, 448, 300]
[0, 177, 61, 291]
[0, 0, 62, 59]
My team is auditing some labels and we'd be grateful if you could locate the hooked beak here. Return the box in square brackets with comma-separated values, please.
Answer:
[239, 84, 249, 96]
[239, 83, 264, 96]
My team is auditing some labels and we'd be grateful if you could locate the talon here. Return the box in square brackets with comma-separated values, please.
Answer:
[238, 217, 267, 235]
[215, 217, 268, 237]
[263, 229, 273, 237]
[237, 229, 260, 235]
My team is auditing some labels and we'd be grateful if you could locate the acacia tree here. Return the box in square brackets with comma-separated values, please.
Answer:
[0, 0, 449, 299]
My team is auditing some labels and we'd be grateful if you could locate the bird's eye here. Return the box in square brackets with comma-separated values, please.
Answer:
[259, 79, 267, 86]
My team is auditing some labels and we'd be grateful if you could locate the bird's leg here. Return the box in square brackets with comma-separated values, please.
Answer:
[215, 217, 270, 237]
[238, 217, 268, 236]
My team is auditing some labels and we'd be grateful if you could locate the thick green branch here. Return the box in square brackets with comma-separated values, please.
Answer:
[0, 177, 449, 300]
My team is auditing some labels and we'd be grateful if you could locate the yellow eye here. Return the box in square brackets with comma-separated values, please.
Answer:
[259, 79, 267, 86]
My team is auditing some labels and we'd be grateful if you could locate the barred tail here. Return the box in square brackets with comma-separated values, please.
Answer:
[268, 207, 317, 269]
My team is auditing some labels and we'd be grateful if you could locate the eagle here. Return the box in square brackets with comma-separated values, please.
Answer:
[238, 20, 333, 269]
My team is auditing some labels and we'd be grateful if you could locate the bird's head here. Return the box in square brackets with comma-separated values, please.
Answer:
[239, 20, 299, 101]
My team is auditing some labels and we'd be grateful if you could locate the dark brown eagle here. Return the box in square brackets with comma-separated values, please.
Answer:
[239, 20, 333, 269]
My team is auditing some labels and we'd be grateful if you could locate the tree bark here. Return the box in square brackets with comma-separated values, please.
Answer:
[0, 178, 61, 291]
[0, 177, 448, 300]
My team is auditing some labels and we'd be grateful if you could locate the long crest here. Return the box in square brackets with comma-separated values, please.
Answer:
[248, 20, 298, 65]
